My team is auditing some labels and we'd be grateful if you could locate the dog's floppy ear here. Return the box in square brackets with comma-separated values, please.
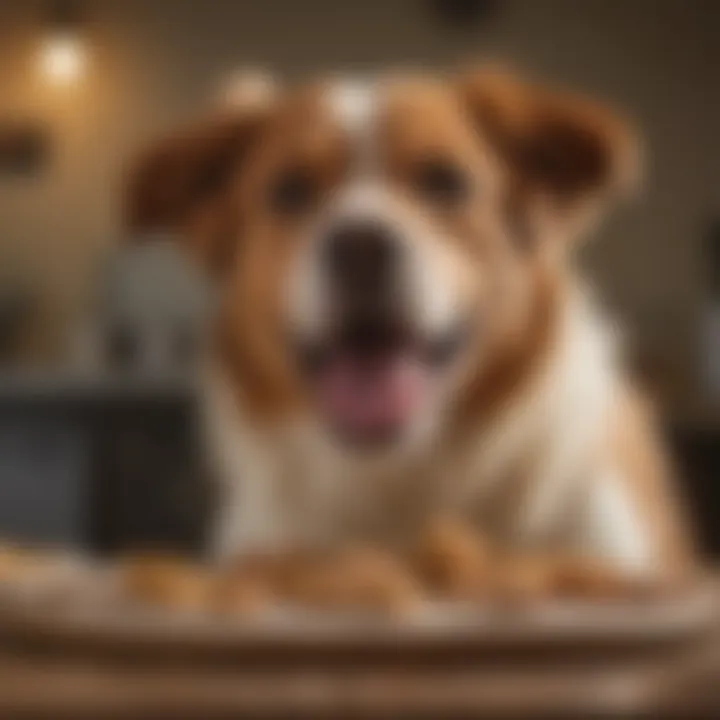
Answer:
[459, 68, 639, 238]
[125, 74, 277, 271]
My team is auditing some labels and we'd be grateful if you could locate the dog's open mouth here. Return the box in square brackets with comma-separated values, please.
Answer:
[293, 318, 468, 446]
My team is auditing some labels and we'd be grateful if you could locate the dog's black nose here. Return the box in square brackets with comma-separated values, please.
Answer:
[323, 219, 407, 356]
[323, 219, 400, 290]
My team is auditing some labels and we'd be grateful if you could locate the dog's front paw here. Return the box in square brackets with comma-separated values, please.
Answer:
[282, 546, 422, 615]
[414, 518, 493, 599]
[547, 555, 689, 600]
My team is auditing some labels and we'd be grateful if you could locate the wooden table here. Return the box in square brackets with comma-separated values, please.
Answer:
[0, 592, 718, 718]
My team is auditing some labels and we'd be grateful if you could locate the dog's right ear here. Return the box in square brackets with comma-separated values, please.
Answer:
[458, 67, 639, 245]
[125, 76, 276, 271]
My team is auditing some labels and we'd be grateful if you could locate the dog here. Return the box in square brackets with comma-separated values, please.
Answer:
[126, 67, 692, 578]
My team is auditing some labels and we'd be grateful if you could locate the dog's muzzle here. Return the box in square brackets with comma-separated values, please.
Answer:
[290, 215, 470, 448]
[323, 218, 412, 358]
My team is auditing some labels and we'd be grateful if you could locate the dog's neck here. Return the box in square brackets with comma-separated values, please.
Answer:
[451, 263, 564, 435]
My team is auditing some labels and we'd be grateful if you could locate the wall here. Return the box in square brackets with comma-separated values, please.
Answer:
[0, 0, 717, 398]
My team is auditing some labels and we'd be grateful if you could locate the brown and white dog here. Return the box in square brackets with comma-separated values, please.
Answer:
[127, 68, 691, 578]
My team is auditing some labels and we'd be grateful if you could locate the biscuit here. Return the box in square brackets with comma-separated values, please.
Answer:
[209, 569, 271, 616]
[415, 519, 493, 599]
[548, 556, 665, 600]
[490, 555, 557, 605]
[286, 546, 421, 615]
[120, 554, 211, 611]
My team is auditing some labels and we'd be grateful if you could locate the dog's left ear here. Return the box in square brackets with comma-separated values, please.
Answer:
[459, 68, 639, 239]
[125, 71, 278, 273]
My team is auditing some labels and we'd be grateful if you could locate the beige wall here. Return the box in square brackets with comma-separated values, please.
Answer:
[0, 0, 717, 388]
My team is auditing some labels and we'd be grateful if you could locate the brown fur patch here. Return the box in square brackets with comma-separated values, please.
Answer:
[125, 110, 269, 271]
[452, 258, 563, 432]
[608, 388, 696, 577]
[378, 80, 567, 438]
[459, 68, 638, 213]
[214, 86, 352, 421]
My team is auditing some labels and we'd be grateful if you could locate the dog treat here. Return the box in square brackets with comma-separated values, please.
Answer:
[0, 530, 690, 621]
[0, 544, 28, 582]
[0, 544, 104, 607]
[0, 544, 61, 579]
[282, 547, 422, 615]
[234, 551, 323, 596]
[415, 519, 494, 599]
[490, 555, 557, 605]
[120, 555, 212, 611]
[547, 556, 667, 600]
[208, 569, 271, 616]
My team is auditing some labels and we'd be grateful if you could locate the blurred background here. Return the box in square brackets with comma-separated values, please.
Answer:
[0, 0, 717, 557]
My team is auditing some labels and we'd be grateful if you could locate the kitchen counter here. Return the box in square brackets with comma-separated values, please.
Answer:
[0, 579, 717, 719]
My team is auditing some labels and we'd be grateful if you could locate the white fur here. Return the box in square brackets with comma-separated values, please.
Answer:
[205, 79, 660, 572]
[202, 369, 288, 558]
[285, 79, 382, 347]
[286, 182, 463, 363]
[326, 80, 376, 132]
[577, 470, 654, 572]
[287, 77, 465, 349]
[284, 175, 468, 456]
[326, 78, 378, 174]
[205, 286, 659, 572]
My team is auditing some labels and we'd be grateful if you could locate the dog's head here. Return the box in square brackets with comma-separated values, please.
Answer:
[127, 68, 637, 453]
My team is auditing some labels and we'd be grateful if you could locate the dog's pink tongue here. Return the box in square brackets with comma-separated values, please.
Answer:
[317, 355, 427, 437]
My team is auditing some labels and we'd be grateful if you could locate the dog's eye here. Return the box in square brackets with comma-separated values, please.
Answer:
[269, 166, 317, 216]
[414, 159, 470, 206]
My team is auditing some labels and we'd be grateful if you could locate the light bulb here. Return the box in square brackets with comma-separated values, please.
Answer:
[39, 32, 86, 84]
[219, 69, 277, 110]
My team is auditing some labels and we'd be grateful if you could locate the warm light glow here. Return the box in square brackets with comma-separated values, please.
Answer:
[39, 32, 86, 84]
[219, 69, 277, 109]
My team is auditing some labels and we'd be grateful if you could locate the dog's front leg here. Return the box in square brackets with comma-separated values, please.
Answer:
[211, 467, 288, 562]
[569, 470, 660, 574]
[205, 417, 291, 562]
[516, 468, 659, 575]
